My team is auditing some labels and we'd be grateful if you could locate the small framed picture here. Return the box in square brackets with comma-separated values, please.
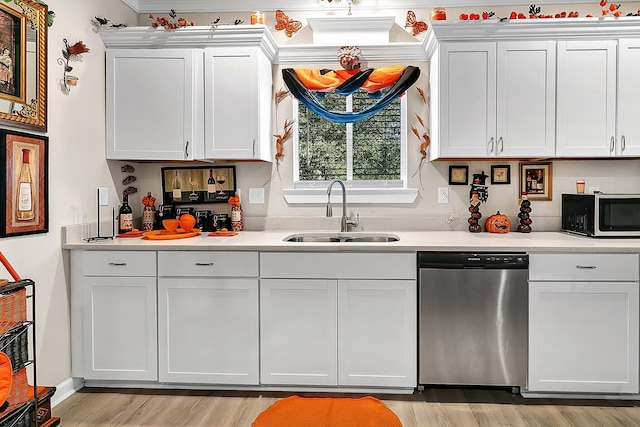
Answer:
[520, 162, 553, 201]
[491, 165, 511, 185]
[448, 165, 469, 185]
[161, 165, 237, 205]
[0, 129, 48, 237]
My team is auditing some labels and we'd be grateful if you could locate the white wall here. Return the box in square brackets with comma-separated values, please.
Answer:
[0, 0, 136, 387]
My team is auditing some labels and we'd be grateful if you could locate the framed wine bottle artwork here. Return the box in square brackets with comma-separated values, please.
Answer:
[161, 165, 237, 205]
[0, 129, 48, 237]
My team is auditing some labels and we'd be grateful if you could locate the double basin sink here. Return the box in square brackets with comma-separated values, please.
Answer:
[284, 232, 400, 243]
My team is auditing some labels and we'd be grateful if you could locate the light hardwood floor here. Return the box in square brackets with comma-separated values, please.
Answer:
[53, 387, 640, 427]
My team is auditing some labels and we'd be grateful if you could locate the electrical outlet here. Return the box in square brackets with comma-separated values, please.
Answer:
[98, 187, 109, 206]
[438, 187, 449, 204]
[248, 187, 265, 204]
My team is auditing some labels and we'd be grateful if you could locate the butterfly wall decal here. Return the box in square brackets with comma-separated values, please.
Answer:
[405, 10, 428, 36]
[275, 10, 302, 38]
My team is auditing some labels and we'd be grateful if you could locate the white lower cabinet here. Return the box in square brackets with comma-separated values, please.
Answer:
[73, 251, 158, 381]
[338, 279, 416, 387]
[260, 279, 338, 386]
[158, 252, 259, 385]
[528, 253, 640, 394]
[259, 252, 416, 389]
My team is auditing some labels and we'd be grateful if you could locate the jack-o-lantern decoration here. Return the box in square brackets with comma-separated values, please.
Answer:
[485, 211, 511, 233]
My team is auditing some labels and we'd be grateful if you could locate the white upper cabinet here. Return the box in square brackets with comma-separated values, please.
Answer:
[426, 20, 640, 160]
[100, 26, 276, 161]
[557, 38, 640, 157]
[204, 47, 273, 161]
[556, 41, 617, 157]
[106, 49, 204, 160]
[616, 39, 640, 156]
[430, 39, 555, 159]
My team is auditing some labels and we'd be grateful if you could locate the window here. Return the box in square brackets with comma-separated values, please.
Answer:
[293, 90, 407, 189]
[284, 86, 418, 205]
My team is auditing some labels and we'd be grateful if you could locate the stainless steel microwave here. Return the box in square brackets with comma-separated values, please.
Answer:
[562, 193, 640, 237]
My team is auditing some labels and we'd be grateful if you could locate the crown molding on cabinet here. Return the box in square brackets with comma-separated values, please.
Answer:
[98, 25, 429, 65]
[425, 18, 640, 55]
[99, 25, 279, 61]
[122, 0, 606, 13]
[275, 43, 428, 64]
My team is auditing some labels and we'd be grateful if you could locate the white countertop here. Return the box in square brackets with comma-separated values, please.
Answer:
[62, 229, 640, 253]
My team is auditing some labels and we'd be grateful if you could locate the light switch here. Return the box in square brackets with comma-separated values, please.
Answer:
[248, 187, 265, 204]
[98, 187, 109, 206]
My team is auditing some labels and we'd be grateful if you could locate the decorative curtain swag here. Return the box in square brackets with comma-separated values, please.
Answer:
[282, 65, 420, 124]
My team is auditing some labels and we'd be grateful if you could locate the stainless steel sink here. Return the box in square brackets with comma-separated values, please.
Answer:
[343, 236, 399, 242]
[284, 233, 399, 243]
[285, 236, 341, 243]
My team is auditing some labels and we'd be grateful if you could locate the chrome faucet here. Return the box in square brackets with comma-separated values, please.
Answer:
[326, 179, 358, 232]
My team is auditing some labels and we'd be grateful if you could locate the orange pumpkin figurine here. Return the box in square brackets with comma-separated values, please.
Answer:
[485, 211, 511, 233]
[179, 214, 196, 232]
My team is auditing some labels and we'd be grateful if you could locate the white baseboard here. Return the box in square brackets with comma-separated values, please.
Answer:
[51, 377, 84, 408]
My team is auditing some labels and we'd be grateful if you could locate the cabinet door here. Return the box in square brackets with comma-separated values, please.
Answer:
[158, 278, 259, 384]
[338, 280, 416, 388]
[617, 39, 640, 156]
[83, 277, 157, 381]
[204, 47, 272, 161]
[556, 41, 617, 157]
[436, 43, 497, 158]
[260, 279, 338, 385]
[496, 41, 556, 157]
[528, 281, 639, 393]
[106, 49, 203, 160]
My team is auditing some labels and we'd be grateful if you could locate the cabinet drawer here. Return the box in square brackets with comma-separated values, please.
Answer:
[158, 251, 258, 277]
[529, 253, 639, 281]
[83, 251, 156, 276]
[260, 252, 416, 280]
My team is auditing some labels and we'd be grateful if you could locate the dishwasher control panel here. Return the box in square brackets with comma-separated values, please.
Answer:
[418, 252, 529, 269]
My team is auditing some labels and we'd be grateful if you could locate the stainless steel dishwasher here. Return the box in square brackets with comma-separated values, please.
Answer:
[418, 252, 528, 388]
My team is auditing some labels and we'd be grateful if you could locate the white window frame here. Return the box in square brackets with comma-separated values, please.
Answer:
[283, 94, 418, 204]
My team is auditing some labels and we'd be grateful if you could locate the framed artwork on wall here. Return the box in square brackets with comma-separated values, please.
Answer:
[520, 162, 552, 200]
[491, 165, 511, 185]
[448, 165, 468, 185]
[0, 129, 48, 237]
[0, 2, 26, 104]
[161, 165, 237, 205]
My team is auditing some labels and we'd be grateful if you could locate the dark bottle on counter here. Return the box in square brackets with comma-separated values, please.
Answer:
[207, 169, 216, 199]
[118, 194, 134, 234]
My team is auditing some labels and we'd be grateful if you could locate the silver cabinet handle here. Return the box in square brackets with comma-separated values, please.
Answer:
[488, 137, 495, 154]
[621, 135, 626, 152]
[195, 262, 214, 266]
[252, 138, 256, 158]
[610, 136, 615, 153]
[576, 265, 597, 269]
[185, 140, 190, 158]
[108, 262, 127, 266]
[498, 136, 504, 153]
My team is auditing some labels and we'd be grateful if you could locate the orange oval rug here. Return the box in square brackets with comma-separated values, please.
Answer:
[251, 395, 402, 427]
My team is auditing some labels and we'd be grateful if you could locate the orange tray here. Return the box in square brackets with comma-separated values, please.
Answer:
[116, 231, 145, 238]
[143, 229, 201, 240]
[208, 231, 238, 237]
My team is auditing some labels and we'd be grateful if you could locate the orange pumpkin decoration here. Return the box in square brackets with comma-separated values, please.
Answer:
[485, 211, 511, 233]
[179, 214, 196, 232]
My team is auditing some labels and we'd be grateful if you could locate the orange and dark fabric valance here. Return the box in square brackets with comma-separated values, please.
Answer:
[282, 65, 420, 124]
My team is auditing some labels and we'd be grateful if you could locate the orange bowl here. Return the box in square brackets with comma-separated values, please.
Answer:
[179, 214, 196, 232]
[162, 219, 179, 233]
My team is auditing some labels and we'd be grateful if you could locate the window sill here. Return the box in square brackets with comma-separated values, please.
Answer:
[282, 188, 418, 204]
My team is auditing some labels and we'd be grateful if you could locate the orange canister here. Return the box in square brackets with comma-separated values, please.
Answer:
[251, 11, 265, 25]
[431, 7, 447, 20]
